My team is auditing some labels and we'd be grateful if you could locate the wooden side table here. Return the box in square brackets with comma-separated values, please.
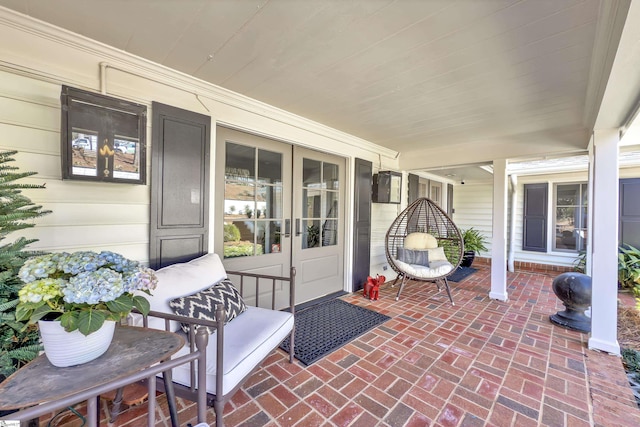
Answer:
[0, 326, 187, 427]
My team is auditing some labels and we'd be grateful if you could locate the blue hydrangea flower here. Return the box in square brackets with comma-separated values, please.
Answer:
[98, 251, 139, 273]
[58, 251, 108, 275]
[123, 267, 158, 292]
[17, 250, 157, 331]
[64, 268, 124, 304]
[18, 253, 68, 283]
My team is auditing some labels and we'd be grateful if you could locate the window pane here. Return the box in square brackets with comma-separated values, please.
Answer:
[71, 130, 98, 176]
[256, 185, 282, 219]
[223, 220, 255, 258]
[225, 182, 255, 215]
[556, 184, 579, 206]
[581, 184, 588, 205]
[257, 185, 282, 219]
[326, 191, 338, 218]
[258, 149, 282, 185]
[580, 207, 588, 229]
[322, 219, 338, 246]
[303, 158, 321, 188]
[113, 136, 140, 180]
[226, 142, 255, 183]
[302, 219, 320, 249]
[556, 226, 576, 250]
[303, 188, 322, 218]
[256, 220, 281, 255]
[323, 162, 339, 190]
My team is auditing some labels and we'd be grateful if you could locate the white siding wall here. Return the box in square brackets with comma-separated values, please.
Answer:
[0, 14, 402, 284]
[369, 202, 404, 279]
[452, 167, 640, 268]
[452, 183, 494, 257]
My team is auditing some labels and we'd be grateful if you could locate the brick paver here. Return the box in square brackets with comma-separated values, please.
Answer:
[39, 266, 640, 426]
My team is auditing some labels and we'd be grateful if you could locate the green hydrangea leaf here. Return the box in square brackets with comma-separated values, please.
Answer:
[77, 310, 107, 336]
[106, 293, 133, 315]
[59, 311, 78, 332]
[132, 295, 150, 315]
[30, 303, 58, 322]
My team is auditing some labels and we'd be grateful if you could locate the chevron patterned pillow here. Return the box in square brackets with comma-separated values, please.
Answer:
[169, 279, 247, 334]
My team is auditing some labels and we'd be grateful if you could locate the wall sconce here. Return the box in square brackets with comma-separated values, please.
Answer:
[373, 171, 402, 204]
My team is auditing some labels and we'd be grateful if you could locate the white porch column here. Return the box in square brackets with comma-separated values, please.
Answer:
[490, 158, 508, 301]
[588, 129, 620, 355]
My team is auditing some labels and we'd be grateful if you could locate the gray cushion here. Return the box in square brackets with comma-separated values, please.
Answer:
[397, 247, 430, 267]
[169, 279, 247, 334]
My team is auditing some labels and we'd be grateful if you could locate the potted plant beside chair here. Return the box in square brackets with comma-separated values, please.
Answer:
[461, 228, 488, 267]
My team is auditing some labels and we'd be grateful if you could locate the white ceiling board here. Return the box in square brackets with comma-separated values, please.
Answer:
[0, 0, 632, 172]
[164, 0, 269, 75]
[123, 2, 209, 65]
[22, 0, 137, 50]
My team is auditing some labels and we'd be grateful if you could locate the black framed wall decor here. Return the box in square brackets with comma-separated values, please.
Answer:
[60, 86, 147, 184]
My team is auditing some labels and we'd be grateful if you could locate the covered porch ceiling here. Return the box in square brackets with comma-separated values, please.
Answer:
[0, 0, 638, 172]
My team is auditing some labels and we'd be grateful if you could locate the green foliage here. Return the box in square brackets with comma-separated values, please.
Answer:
[461, 227, 488, 255]
[0, 150, 51, 381]
[622, 347, 640, 373]
[573, 251, 586, 273]
[223, 242, 263, 258]
[307, 225, 320, 248]
[438, 237, 462, 263]
[224, 223, 241, 242]
[618, 245, 640, 296]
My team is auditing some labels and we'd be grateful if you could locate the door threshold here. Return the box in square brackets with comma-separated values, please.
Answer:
[288, 291, 349, 312]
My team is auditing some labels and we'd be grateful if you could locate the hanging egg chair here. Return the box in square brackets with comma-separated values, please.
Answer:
[385, 197, 464, 304]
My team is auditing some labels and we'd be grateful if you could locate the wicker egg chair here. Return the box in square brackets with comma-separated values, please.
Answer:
[385, 197, 464, 304]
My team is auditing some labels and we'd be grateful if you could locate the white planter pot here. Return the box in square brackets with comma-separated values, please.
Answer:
[38, 320, 116, 367]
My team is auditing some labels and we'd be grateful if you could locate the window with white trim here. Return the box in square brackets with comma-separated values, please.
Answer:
[553, 183, 588, 252]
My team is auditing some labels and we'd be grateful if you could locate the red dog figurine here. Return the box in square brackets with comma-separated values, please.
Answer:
[363, 274, 386, 301]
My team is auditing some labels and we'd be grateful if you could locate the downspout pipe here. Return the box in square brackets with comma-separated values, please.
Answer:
[508, 174, 517, 272]
[99, 62, 108, 94]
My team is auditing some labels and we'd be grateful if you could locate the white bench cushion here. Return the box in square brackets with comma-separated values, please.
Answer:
[171, 306, 294, 395]
[142, 253, 227, 331]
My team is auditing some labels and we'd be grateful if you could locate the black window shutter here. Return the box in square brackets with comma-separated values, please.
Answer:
[523, 183, 548, 252]
[408, 173, 419, 204]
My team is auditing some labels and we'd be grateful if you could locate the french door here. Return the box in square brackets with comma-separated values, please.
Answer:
[292, 146, 345, 303]
[215, 127, 345, 306]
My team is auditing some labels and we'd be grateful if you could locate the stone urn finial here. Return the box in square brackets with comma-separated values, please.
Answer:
[549, 272, 592, 333]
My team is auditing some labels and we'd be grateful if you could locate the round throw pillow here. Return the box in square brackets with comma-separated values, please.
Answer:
[404, 232, 438, 250]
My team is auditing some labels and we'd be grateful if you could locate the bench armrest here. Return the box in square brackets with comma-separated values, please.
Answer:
[226, 266, 296, 315]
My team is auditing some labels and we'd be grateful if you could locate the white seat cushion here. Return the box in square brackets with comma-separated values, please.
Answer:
[394, 258, 454, 279]
[170, 306, 294, 395]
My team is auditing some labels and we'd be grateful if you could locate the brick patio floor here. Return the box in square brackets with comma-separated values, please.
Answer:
[50, 266, 640, 426]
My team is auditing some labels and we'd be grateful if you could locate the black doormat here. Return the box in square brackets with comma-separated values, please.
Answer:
[280, 299, 391, 366]
[448, 266, 477, 282]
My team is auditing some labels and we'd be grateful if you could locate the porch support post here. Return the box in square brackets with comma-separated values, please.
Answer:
[490, 158, 508, 301]
[588, 129, 620, 355]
